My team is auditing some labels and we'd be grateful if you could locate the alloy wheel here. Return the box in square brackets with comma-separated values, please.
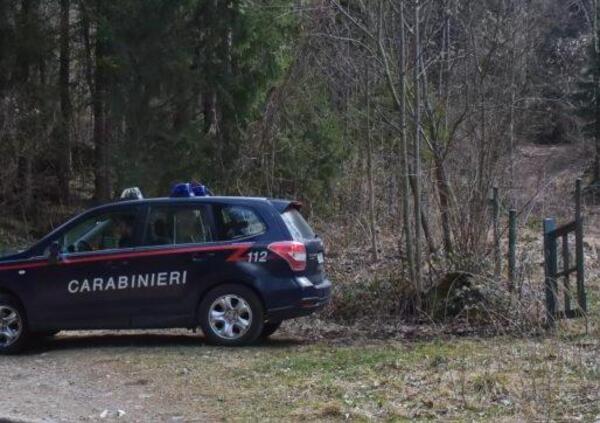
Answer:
[208, 294, 253, 340]
[0, 305, 22, 348]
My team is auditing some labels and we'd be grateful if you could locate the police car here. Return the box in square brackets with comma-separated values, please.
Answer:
[0, 184, 331, 353]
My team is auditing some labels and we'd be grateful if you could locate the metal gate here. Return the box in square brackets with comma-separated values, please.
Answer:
[543, 179, 586, 326]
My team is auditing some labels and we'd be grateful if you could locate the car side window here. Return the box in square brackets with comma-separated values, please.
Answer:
[144, 206, 214, 246]
[59, 209, 138, 254]
[218, 206, 266, 240]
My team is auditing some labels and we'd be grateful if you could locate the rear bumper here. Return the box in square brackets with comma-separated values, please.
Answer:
[266, 278, 331, 321]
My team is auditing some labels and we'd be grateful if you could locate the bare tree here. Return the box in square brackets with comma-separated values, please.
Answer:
[413, 0, 423, 296]
[365, 61, 379, 261]
[397, 0, 415, 282]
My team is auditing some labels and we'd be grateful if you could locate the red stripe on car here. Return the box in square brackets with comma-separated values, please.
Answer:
[0, 242, 254, 271]
[225, 245, 252, 262]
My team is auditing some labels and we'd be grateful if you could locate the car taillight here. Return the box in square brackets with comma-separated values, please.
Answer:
[268, 241, 307, 272]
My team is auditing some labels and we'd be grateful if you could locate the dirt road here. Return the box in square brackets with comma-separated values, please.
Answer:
[2, 324, 600, 423]
[0, 321, 348, 423]
[0, 330, 268, 423]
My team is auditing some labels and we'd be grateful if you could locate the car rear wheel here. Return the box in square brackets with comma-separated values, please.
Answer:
[261, 321, 282, 339]
[199, 284, 264, 346]
[0, 295, 29, 355]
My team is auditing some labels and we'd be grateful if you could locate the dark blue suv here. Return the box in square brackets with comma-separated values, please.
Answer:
[0, 189, 331, 353]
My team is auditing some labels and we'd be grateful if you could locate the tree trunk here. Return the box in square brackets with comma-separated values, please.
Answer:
[93, 1, 111, 202]
[202, 0, 221, 152]
[365, 62, 378, 262]
[435, 4, 453, 256]
[14, 0, 32, 84]
[594, 0, 600, 182]
[59, 0, 72, 204]
[435, 158, 453, 255]
[398, 1, 415, 281]
[409, 174, 435, 255]
[413, 0, 423, 297]
[14, 0, 34, 215]
[203, 91, 218, 136]
[17, 156, 34, 214]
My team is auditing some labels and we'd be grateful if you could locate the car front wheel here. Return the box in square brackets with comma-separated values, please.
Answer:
[199, 284, 264, 346]
[0, 295, 29, 355]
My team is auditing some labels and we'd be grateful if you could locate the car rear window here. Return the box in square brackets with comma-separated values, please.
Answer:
[281, 209, 315, 241]
[218, 206, 267, 240]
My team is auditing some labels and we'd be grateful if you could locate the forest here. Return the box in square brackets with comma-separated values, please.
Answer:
[1, 0, 597, 304]
[3, 0, 600, 421]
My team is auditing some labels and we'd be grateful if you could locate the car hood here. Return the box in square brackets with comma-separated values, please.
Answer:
[0, 249, 30, 262]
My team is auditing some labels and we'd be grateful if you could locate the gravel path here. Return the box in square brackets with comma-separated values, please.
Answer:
[0, 331, 231, 423]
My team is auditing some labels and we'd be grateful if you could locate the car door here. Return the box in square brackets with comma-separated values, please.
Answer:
[128, 202, 219, 328]
[28, 205, 144, 329]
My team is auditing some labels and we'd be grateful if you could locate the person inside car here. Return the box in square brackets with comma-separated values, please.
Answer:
[175, 209, 210, 244]
[115, 216, 136, 249]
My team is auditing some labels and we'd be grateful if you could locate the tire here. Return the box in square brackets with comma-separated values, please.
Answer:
[0, 294, 29, 355]
[261, 321, 282, 339]
[199, 284, 264, 347]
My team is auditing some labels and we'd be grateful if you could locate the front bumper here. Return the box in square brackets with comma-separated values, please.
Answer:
[266, 278, 332, 321]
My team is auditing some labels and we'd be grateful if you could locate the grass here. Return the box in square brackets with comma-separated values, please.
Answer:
[218, 337, 599, 421]
[106, 332, 600, 422]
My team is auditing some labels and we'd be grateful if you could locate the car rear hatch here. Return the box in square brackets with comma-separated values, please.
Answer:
[275, 202, 325, 285]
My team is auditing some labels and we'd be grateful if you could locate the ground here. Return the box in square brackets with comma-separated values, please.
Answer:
[1, 321, 600, 422]
[2, 142, 600, 422]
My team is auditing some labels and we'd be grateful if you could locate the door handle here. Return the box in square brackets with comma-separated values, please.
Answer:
[192, 253, 215, 263]
[107, 260, 129, 269]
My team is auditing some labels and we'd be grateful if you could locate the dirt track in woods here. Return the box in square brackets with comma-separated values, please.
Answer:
[0, 331, 224, 422]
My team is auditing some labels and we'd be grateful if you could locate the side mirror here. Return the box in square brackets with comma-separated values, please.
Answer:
[48, 241, 62, 264]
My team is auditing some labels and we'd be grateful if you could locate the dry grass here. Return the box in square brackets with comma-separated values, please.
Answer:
[42, 323, 595, 422]
[215, 333, 600, 421]
[2, 325, 599, 422]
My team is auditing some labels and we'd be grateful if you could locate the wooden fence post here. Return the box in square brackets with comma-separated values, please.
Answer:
[493, 186, 501, 280]
[544, 218, 558, 328]
[508, 209, 517, 292]
[575, 178, 586, 313]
